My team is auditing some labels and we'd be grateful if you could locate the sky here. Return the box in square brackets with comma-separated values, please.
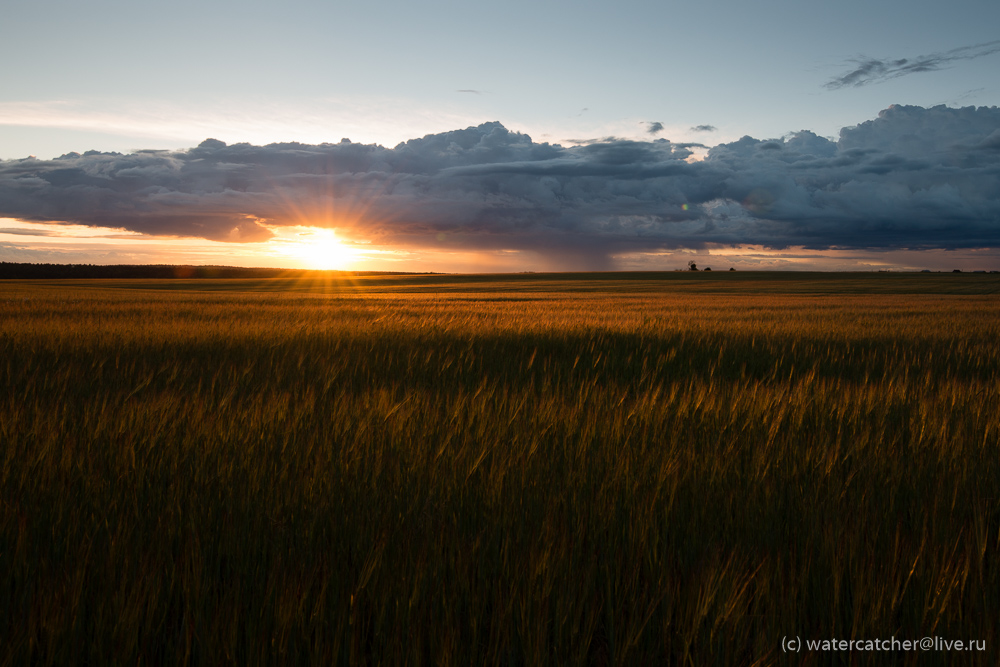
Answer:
[1, 0, 999, 272]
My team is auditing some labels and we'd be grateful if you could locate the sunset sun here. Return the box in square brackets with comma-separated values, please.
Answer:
[293, 228, 354, 270]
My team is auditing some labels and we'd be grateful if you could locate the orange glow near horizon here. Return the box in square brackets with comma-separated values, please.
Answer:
[3, 217, 1000, 274]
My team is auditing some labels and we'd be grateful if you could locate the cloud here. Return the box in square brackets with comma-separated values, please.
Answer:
[825, 40, 1000, 89]
[0, 227, 60, 236]
[691, 125, 717, 133]
[646, 121, 664, 135]
[1, 105, 999, 269]
[456, 89, 484, 94]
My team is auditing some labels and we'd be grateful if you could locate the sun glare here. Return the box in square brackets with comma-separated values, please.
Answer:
[293, 228, 354, 270]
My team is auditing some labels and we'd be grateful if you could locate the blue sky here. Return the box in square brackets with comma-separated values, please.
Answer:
[1, 0, 999, 270]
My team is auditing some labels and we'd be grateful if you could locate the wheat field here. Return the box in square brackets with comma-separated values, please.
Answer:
[2, 272, 999, 665]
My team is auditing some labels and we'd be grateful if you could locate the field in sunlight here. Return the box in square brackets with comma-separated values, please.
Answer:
[2, 272, 999, 665]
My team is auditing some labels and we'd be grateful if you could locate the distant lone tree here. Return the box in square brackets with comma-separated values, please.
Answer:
[704, 267, 712, 271]
[688, 261, 698, 271]
[729, 267, 735, 271]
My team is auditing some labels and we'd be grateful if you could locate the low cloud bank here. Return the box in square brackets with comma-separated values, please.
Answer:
[1, 104, 999, 268]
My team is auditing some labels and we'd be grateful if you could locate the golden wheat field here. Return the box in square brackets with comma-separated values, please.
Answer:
[2, 272, 999, 665]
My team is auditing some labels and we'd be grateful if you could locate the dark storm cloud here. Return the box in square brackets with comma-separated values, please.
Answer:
[1, 105, 1000, 267]
[700, 106, 1000, 249]
[646, 122, 664, 135]
[691, 125, 717, 132]
[825, 40, 1000, 89]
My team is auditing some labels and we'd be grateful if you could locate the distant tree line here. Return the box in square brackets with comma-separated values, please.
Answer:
[0, 263, 413, 279]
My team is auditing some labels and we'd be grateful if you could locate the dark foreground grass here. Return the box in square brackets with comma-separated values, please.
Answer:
[2, 273, 1000, 665]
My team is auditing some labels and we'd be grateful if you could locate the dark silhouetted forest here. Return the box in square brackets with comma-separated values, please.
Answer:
[0, 262, 415, 279]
